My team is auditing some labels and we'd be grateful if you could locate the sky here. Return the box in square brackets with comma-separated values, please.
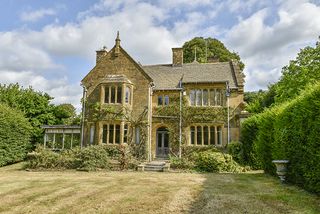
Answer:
[0, 0, 320, 111]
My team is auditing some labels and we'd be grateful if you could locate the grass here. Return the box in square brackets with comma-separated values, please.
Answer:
[0, 163, 319, 214]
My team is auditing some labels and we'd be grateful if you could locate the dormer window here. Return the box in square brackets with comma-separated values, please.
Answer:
[158, 95, 169, 106]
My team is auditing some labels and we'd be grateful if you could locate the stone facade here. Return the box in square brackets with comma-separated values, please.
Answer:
[81, 33, 246, 160]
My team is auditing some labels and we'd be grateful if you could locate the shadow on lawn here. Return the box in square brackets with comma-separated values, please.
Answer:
[188, 172, 320, 214]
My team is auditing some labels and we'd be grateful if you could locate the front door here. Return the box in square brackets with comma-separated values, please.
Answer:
[156, 127, 169, 158]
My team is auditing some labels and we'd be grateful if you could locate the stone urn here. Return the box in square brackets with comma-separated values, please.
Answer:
[272, 160, 289, 182]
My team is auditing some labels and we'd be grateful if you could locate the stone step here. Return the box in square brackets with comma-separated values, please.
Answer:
[137, 161, 170, 172]
[144, 166, 164, 172]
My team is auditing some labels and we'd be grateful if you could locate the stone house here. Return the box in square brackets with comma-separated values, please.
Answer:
[81, 33, 246, 160]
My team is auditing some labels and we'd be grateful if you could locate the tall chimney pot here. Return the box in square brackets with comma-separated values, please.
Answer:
[172, 47, 183, 67]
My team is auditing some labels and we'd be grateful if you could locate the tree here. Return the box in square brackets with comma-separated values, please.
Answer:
[0, 84, 79, 145]
[182, 37, 245, 70]
[244, 85, 276, 113]
[275, 38, 320, 103]
[54, 103, 79, 125]
[0, 103, 32, 166]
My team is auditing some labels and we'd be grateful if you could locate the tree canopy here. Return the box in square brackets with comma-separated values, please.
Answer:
[274, 38, 320, 103]
[0, 83, 79, 145]
[182, 37, 245, 70]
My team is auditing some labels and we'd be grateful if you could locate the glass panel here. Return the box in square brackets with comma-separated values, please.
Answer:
[216, 89, 221, 106]
[135, 127, 140, 144]
[190, 90, 195, 106]
[90, 125, 95, 145]
[110, 86, 116, 103]
[164, 95, 169, 106]
[210, 126, 215, 145]
[123, 124, 128, 143]
[164, 133, 169, 147]
[55, 134, 63, 149]
[158, 95, 163, 106]
[109, 124, 114, 144]
[209, 89, 215, 106]
[105, 87, 109, 103]
[64, 134, 72, 149]
[203, 126, 209, 145]
[102, 125, 108, 144]
[196, 90, 202, 106]
[203, 89, 208, 106]
[190, 126, 195, 145]
[125, 86, 130, 104]
[157, 133, 162, 147]
[115, 124, 120, 144]
[217, 126, 222, 145]
[117, 86, 122, 103]
[197, 126, 202, 145]
[72, 133, 81, 148]
[222, 89, 226, 106]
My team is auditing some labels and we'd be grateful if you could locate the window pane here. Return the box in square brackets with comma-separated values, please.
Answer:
[196, 90, 202, 106]
[111, 86, 116, 103]
[217, 126, 222, 145]
[109, 124, 114, 144]
[105, 87, 109, 103]
[125, 86, 130, 104]
[117, 86, 122, 103]
[90, 125, 95, 145]
[115, 125, 120, 144]
[190, 90, 195, 106]
[158, 95, 163, 106]
[204, 126, 209, 145]
[164, 95, 169, 105]
[190, 126, 195, 145]
[124, 124, 128, 143]
[222, 89, 226, 106]
[203, 89, 208, 106]
[210, 126, 215, 145]
[216, 89, 221, 106]
[197, 126, 202, 145]
[210, 89, 215, 106]
[102, 125, 108, 144]
[164, 133, 169, 147]
[135, 127, 140, 144]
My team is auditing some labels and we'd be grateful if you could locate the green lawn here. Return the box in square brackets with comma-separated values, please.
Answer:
[0, 163, 319, 214]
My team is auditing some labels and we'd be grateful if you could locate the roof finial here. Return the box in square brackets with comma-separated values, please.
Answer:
[193, 47, 197, 62]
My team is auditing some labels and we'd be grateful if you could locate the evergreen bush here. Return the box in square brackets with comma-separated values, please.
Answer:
[0, 104, 32, 166]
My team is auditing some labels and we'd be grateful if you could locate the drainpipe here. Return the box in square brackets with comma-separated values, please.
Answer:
[80, 85, 87, 149]
[179, 76, 183, 158]
[226, 81, 230, 144]
[148, 82, 154, 162]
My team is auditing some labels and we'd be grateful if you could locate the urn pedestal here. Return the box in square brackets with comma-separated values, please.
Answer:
[272, 160, 289, 182]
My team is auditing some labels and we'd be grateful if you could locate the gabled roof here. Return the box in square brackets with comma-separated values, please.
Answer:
[142, 61, 241, 90]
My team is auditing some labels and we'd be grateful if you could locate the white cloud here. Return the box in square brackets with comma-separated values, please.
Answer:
[20, 8, 56, 22]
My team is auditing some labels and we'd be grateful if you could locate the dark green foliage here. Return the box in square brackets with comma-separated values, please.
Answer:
[54, 104, 79, 125]
[244, 86, 276, 113]
[227, 142, 244, 165]
[275, 39, 320, 103]
[0, 84, 78, 145]
[26, 145, 110, 171]
[239, 116, 261, 169]
[0, 104, 32, 166]
[182, 37, 245, 70]
[194, 151, 244, 173]
[241, 83, 320, 193]
[182, 145, 220, 159]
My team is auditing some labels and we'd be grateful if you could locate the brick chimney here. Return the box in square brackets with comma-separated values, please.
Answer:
[172, 47, 183, 66]
[96, 46, 108, 64]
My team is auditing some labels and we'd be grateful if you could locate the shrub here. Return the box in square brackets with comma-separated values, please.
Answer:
[240, 116, 261, 169]
[182, 145, 220, 160]
[169, 156, 195, 170]
[227, 141, 244, 165]
[26, 145, 110, 171]
[0, 104, 32, 166]
[194, 150, 244, 173]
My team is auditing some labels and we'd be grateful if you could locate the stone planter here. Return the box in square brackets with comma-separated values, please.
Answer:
[272, 160, 289, 182]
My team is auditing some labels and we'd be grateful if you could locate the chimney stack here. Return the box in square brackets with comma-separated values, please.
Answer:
[96, 46, 108, 64]
[172, 47, 183, 67]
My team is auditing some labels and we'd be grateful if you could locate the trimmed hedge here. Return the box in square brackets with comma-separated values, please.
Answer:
[240, 83, 320, 193]
[0, 104, 32, 166]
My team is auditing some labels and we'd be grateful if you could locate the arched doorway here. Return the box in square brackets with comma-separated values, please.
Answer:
[156, 127, 169, 158]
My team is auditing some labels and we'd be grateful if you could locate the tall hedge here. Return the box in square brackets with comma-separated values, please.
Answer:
[241, 83, 320, 193]
[0, 104, 32, 166]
